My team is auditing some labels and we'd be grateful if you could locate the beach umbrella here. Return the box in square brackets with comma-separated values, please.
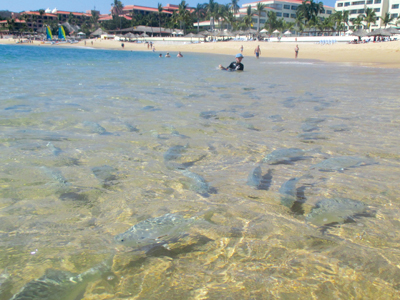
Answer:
[345, 29, 353, 35]
[367, 28, 391, 36]
[185, 32, 199, 42]
[234, 30, 245, 35]
[260, 29, 268, 33]
[283, 30, 292, 35]
[352, 29, 369, 37]
[243, 28, 257, 35]
[385, 27, 400, 34]
[272, 30, 280, 34]
[140, 32, 149, 37]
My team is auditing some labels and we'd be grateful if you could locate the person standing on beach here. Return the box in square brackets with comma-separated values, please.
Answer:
[254, 45, 261, 59]
[240, 45, 243, 53]
[219, 53, 244, 71]
[294, 44, 299, 59]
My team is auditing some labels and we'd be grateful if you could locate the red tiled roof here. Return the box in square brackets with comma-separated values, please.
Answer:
[56, 11, 90, 17]
[98, 14, 132, 21]
[98, 15, 112, 21]
[123, 5, 172, 14]
[22, 11, 58, 17]
[245, 0, 303, 4]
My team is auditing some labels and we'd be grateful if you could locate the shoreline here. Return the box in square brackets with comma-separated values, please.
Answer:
[1, 38, 400, 68]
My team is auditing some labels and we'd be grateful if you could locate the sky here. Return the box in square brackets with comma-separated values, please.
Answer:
[2, 0, 337, 15]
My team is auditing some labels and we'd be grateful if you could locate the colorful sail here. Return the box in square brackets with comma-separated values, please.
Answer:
[58, 25, 66, 40]
[46, 26, 53, 40]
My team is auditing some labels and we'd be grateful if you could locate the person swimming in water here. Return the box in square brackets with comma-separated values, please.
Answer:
[219, 53, 244, 71]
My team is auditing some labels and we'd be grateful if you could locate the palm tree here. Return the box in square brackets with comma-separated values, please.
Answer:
[230, 0, 240, 14]
[254, 3, 266, 33]
[363, 8, 377, 30]
[351, 15, 364, 30]
[264, 11, 278, 33]
[193, 4, 205, 33]
[296, 0, 324, 24]
[379, 13, 395, 28]
[294, 11, 305, 34]
[204, 0, 215, 30]
[111, 0, 124, 29]
[90, 10, 99, 28]
[242, 5, 254, 30]
[334, 11, 345, 34]
[178, 0, 191, 34]
[343, 10, 350, 30]
[158, 3, 163, 36]
[223, 10, 239, 31]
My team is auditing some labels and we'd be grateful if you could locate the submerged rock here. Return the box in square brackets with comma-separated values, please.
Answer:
[92, 165, 117, 187]
[199, 111, 218, 119]
[311, 156, 375, 172]
[306, 198, 367, 226]
[263, 147, 318, 165]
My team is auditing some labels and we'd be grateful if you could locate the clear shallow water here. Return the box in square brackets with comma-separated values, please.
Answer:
[1, 44, 400, 299]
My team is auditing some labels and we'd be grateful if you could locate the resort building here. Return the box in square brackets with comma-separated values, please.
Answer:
[240, 0, 335, 29]
[8, 9, 93, 32]
[194, 0, 335, 33]
[0, 18, 27, 33]
[334, 0, 400, 29]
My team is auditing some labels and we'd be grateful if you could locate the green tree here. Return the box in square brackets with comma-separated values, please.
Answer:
[193, 3, 205, 33]
[242, 5, 254, 30]
[379, 12, 395, 28]
[230, 0, 240, 14]
[351, 15, 364, 29]
[296, 0, 324, 24]
[178, 0, 191, 34]
[158, 3, 163, 36]
[111, 0, 124, 29]
[294, 11, 305, 34]
[363, 8, 377, 30]
[205, 0, 218, 31]
[264, 11, 278, 33]
[223, 10, 239, 31]
[254, 3, 266, 33]
[90, 10, 99, 28]
[334, 11, 346, 34]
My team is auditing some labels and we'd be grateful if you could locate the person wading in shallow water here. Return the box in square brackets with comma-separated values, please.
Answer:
[295, 44, 299, 59]
[219, 53, 244, 71]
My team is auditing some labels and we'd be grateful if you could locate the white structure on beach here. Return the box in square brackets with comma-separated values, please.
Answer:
[335, 0, 400, 29]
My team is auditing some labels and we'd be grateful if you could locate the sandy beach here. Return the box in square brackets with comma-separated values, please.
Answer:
[1, 38, 400, 68]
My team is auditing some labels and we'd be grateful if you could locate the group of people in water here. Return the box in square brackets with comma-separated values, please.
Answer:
[158, 52, 183, 58]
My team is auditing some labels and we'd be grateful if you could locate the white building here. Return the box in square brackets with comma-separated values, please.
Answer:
[240, 0, 335, 29]
[335, 0, 400, 29]
[194, 0, 335, 33]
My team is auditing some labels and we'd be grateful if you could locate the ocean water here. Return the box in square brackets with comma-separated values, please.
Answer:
[1, 44, 400, 299]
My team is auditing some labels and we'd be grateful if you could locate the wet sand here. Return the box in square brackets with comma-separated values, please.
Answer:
[1, 38, 400, 68]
